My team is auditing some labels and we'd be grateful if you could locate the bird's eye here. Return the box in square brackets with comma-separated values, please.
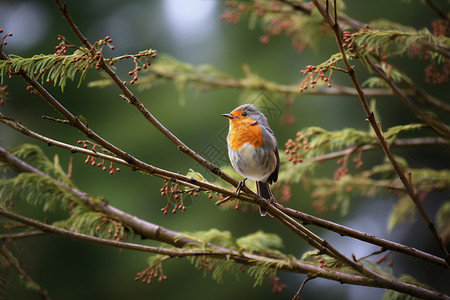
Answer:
[242, 111, 248, 117]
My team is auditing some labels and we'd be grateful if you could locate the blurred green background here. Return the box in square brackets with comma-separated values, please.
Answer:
[1, 0, 449, 299]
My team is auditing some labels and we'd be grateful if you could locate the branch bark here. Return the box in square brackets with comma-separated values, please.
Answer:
[1, 114, 446, 268]
[3, 208, 447, 299]
[311, 0, 450, 268]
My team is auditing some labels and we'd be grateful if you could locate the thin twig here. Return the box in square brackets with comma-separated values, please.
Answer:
[0, 246, 50, 300]
[1, 116, 445, 269]
[275, 203, 447, 268]
[0, 1, 446, 298]
[366, 59, 450, 139]
[292, 276, 315, 300]
[2, 208, 446, 299]
[312, 0, 450, 268]
[425, 0, 450, 22]
[0, 147, 447, 299]
[52, 0, 237, 187]
[146, 65, 411, 97]
[313, 137, 450, 163]
[48, 4, 390, 272]
[0, 230, 49, 240]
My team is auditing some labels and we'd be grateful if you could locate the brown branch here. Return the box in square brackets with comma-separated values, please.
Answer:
[312, 0, 450, 268]
[292, 276, 315, 300]
[425, 0, 450, 22]
[148, 67, 411, 97]
[2, 209, 447, 299]
[0, 246, 50, 300]
[366, 60, 450, 139]
[262, 196, 449, 297]
[0, 230, 49, 241]
[0, 144, 242, 249]
[0, 1, 446, 297]
[0, 124, 447, 299]
[0, 118, 366, 278]
[275, 203, 447, 268]
[1, 114, 446, 269]
[0, 111, 427, 284]
[313, 137, 450, 163]
[52, 0, 236, 186]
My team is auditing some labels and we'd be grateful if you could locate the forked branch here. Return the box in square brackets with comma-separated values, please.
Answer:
[311, 0, 450, 267]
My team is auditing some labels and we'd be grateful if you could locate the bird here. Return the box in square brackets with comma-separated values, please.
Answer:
[222, 104, 280, 216]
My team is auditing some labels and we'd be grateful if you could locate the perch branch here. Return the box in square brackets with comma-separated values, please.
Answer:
[1, 116, 445, 268]
[312, 0, 450, 267]
[2, 208, 447, 299]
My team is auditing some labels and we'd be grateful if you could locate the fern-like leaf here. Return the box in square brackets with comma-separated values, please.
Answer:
[0, 49, 94, 91]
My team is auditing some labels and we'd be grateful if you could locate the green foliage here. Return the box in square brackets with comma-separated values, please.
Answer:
[8, 144, 72, 185]
[383, 274, 433, 300]
[307, 159, 450, 219]
[246, 261, 278, 287]
[353, 27, 449, 63]
[384, 124, 425, 140]
[177, 228, 285, 254]
[236, 230, 284, 253]
[144, 228, 290, 286]
[279, 122, 450, 220]
[387, 195, 416, 234]
[178, 228, 239, 250]
[436, 201, 450, 243]
[91, 54, 229, 105]
[89, 54, 297, 107]
[301, 249, 340, 268]
[54, 204, 130, 240]
[223, 0, 332, 52]
[0, 49, 94, 91]
[388, 169, 450, 233]
[0, 172, 73, 212]
[0, 144, 129, 240]
[0, 144, 76, 211]
[280, 124, 381, 184]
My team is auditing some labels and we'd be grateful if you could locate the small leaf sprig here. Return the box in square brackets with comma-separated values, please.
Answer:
[107, 49, 157, 85]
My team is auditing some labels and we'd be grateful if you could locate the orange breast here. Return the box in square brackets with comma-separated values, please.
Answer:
[229, 122, 264, 150]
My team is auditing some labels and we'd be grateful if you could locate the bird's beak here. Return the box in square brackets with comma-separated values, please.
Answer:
[222, 113, 236, 119]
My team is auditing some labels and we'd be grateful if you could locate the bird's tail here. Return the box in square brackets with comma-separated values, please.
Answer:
[256, 181, 275, 217]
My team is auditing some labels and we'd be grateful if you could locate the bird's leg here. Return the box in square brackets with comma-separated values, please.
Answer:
[215, 178, 247, 208]
[268, 194, 276, 204]
[234, 178, 247, 211]
[235, 178, 247, 197]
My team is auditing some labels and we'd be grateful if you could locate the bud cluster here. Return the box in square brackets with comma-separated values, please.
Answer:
[221, 1, 314, 52]
[95, 214, 125, 241]
[160, 180, 190, 214]
[284, 131, 309, 165]
[135, 262, 168, 284]
[77, 140, 120, 175]
[299, 65, 333, 92]
[0, 85, 10, 106]
[108, 50, 157, 85]
[270, 276, 287, 293]
[0, 29, 13, 47]
[55, 35, 76, 56]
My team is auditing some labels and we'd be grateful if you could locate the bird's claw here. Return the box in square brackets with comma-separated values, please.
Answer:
[235, 178, 247, 197]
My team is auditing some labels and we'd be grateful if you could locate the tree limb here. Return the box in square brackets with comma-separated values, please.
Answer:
[1, 114, 446, 268]
[312, 0, 450, 268]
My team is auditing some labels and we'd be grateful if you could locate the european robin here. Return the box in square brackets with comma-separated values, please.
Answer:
[222, 104, 280, 216]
